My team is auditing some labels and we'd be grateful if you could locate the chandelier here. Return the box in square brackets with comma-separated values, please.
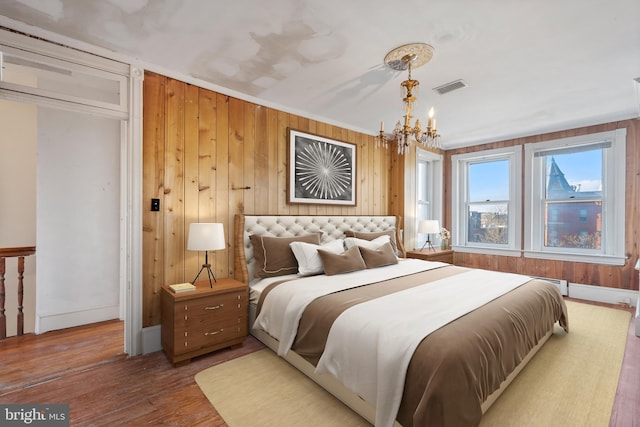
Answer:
[376, 43, 441, 154]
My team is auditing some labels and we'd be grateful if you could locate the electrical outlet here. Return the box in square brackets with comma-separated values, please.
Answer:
[151, 198, 160, 211]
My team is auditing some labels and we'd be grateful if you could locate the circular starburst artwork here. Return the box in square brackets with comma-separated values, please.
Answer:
[293, 136, 353, 202]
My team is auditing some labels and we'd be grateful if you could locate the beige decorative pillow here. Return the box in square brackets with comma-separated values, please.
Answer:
[290, 239, 345, 276]
[358, 242, 399, 269]
[344, 235, 390, 251]
[317, 245, 366, 276]
[250, 233, 321, 278]
[345, 229, 400, 256]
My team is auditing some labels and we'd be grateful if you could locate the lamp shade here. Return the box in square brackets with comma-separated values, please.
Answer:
[187, 223, 226, 251]
[418, 219, 440, 234]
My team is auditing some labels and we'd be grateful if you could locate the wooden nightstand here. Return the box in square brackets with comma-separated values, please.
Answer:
[406, 248, 454, 264]
[161, 278, 248, 367]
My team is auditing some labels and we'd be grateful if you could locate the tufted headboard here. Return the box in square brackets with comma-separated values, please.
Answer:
[234, 214, 405, 284]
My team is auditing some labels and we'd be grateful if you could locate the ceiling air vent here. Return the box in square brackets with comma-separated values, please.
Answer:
[433, 79, 468, 95]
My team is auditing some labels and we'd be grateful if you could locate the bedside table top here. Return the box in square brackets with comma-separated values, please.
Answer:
[162, 277, 247, 300]
[407, 248, 453, 256]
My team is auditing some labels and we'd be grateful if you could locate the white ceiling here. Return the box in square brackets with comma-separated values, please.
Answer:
[1, 0, 639, 148]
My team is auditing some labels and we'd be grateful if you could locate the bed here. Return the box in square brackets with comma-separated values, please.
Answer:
[234, 214, 568, 427]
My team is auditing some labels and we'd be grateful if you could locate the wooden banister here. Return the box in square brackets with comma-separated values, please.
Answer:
[0, 246, 36, 339]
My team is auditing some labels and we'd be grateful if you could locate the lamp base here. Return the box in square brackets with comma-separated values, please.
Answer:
[420, 238, 436, 252]
[192, 263, 217, 288]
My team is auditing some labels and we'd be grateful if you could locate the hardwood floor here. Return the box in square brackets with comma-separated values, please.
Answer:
[0, 299, 637, 426]
[0, 320, 265, 426]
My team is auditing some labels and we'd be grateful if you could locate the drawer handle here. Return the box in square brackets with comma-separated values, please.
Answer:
[205, 304, 224, 310]
[205, 328, 224, 336]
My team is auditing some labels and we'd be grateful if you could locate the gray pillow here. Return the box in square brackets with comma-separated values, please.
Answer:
[358, 242, 399, 269]
[317, 245, 366, 276]
[250, 233, 321, 278]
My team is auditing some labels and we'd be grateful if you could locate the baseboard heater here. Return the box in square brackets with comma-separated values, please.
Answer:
[531, 276, 568, 296]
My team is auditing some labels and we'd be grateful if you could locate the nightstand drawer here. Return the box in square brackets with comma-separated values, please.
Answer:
[173, 292, 246, 326]
[176, 316, 248, 355]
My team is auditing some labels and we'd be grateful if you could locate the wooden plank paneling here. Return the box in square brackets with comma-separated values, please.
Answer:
[267, 108, 278, 214]
[215, 94, 230, 280]
[228, 97, 245, 277]
[194, 87, 217, 282]
[142, 72, 165, 327]
[163, 79, 186, 288]
[243, 102, 256, 215]
[141, 72, 395, 326]
[254, 106, 269, 213]
[197, 88, 216, 224]
[277, 111, 289, 214]
[184, 84, 200, 283]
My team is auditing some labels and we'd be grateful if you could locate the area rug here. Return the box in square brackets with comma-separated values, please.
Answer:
[195, 301, 630, 427]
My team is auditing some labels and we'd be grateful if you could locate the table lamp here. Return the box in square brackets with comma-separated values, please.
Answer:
[418, 220, 440, 252]
[187, 222, 226, 287]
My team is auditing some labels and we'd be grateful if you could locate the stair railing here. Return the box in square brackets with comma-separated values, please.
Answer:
[0, 246, 36, 339]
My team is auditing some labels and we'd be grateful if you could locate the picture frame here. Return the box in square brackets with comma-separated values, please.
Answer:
[288, 129, 356, 206]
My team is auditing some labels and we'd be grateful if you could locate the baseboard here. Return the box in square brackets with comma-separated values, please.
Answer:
[568, 283, 638, 308]
[37, 304, 120, 334]
[142, 324, 162, 354]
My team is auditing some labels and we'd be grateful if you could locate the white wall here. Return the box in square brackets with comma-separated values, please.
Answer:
[0, 99, 37, 336]
[36, 107, 121, 333]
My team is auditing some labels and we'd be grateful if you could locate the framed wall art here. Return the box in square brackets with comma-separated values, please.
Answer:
[288, 129, 356, 206]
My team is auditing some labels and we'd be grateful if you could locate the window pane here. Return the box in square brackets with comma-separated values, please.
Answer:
[545, 149, 602, 200]
[468, 160, 509, 202]
[417, 161, 428, 201]
[467, 203, 508, 244]
[545, 201, 602, 249]
[1, 50, 124, 106]
[417, 202, 430, 222]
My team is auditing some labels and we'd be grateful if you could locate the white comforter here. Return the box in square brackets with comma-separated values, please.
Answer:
[315, 268, 532, 427]
[252, 259, 446, 354]
[253, 260, 532, 427]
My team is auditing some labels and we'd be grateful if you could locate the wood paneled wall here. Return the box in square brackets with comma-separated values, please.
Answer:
[142, 70, 638, 327]
[142, 72, 393, 327]
[444, 119, 640, 291]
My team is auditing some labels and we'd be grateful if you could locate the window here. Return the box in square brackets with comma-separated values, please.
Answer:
[467, 159, 509, 245]
[451, 146, 522, 255]
[0, 42, 128, 118]
[524, 129, 626, 265]
[415, 149, 443, 248]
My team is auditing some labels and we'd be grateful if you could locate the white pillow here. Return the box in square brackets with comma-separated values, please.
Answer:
[344, 235, 391, 251]
[290, 239, 345, 276]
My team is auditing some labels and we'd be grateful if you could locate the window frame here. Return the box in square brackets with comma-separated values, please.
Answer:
[523, 129, 626, 265]
[415, 148, 443, 248]
[451, 145, 522, 256]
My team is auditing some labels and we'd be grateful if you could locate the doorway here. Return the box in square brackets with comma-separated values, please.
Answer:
[1, 30, 143, 355]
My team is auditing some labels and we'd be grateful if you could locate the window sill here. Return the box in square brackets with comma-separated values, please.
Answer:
[452, 246, 522, 257]
[523, 250, 627, 266]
